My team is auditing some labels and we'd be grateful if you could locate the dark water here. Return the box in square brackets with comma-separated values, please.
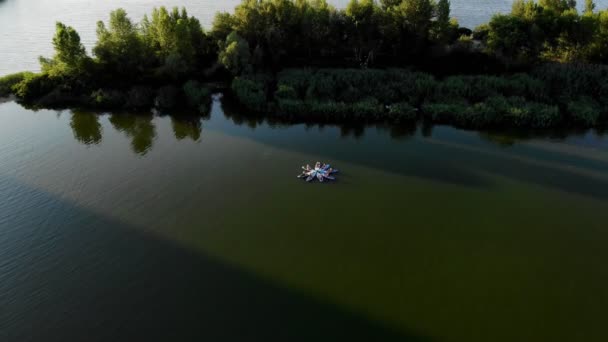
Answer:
[1, 96, 608, 341]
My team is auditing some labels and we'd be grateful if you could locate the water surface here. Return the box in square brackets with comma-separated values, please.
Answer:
[1, 97, 607, 341]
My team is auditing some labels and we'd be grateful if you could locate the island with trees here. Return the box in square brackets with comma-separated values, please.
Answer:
[1, 0, 607, 129]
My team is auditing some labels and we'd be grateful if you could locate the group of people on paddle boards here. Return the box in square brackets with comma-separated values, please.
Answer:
[297, 162, 338, 182]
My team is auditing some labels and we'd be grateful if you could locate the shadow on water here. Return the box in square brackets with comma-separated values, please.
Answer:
[0, 178, 428, 342]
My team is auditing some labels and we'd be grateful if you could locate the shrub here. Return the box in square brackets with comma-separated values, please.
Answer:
[276, 99, 309, 119]
[472, 24, 490, 40]
[277, 69, 313, 98]
[567, 96, 601, 127]
[388, 102, 417, 122]
[274, 84, 298, 100]
[0, 72, 34, 97]
[232, 75, 267, 112]
[12, 73, 58, 101]
[504, 73, 548, 101]
[308, 101, 349, 120]
[422, 103, 468, 123]
[349, 98, 383, 120]
[527, 103, 560, 128]
[532, 64, 608, 105]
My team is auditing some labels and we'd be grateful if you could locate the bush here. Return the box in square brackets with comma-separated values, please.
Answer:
[533, 64, 608, 105]
[12, 73, 58, 101]
[422, 103, 468, 123]
[0, 72, 34, 97]
[276, 99, 309, 119]
[274, 84, 298, 100]
[388, 102, 417, 122]
[567, 97, 601, 127]
[350, 98, 383, 120]
[308, 101, 349, 119]
[231, 75, 267, 112]
[527, 103, 560, 128]
[183, 80, 211, 113]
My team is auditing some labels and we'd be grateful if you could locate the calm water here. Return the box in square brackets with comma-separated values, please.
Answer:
[1, 96, 608, 341]
[2, 0, 608, 76]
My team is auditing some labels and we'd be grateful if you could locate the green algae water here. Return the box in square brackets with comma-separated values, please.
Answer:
[1, 96, 607, 341]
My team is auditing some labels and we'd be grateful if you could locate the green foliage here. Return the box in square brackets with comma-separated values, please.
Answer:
[422, 103, 468, 122]
[432, 0, 454, 43]
[532, 63, 608, 106]
[40, 22, 90, 77]
[388, 102, 418, 122]
[93, 9, 148, 77]
[567, 96, 601, 126]
[141, 7, 212, 76]
[585, 0, 596, 14]
[0, 72, 34, 97]
[422, 97, 560, 128]
[231, 75, 268, 112]
[481, 1, 608, 64]
[271, 67, 598, 127]
[219, 31, 252, 75]
[12, 73, 58, 101]
[539, 0, 576, 14]
[274, 84, 298, 100]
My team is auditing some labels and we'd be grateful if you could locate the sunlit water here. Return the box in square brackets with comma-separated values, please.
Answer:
[1, 95, 607, 341]
[1, 0, 607, 76]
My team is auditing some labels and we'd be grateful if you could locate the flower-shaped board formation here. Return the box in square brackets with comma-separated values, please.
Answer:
[297, 162, 339, 182]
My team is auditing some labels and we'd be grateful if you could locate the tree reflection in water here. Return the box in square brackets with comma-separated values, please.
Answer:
[70, 110, 102, 145]
[171, 116, 203, 142]
[109, 113, 156, 156]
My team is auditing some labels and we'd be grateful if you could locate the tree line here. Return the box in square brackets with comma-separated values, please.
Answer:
[0, 0, 607, 127]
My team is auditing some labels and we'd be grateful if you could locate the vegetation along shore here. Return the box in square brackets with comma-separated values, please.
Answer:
[1, 0, 607, 128]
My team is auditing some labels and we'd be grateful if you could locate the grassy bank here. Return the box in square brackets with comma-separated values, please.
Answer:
[230, 64, 608, 128]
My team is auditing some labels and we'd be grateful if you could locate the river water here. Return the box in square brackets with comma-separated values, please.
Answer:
[1, 95, 608, 341]
[1, 1, 608, 342]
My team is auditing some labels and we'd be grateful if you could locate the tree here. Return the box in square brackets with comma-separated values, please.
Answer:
[219, 31, 252, 75]
[379, 0, 402, 9]
[93, 9, 147, 78]
[433, 0, 453, 43]
[40, 22, 89, 76]
[539, 0, 576, 14]
[345, 0, 382, 66]
[210, 12, 236, 42]
[584, 0, 596, 14]
[511, 0, 541, 19]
